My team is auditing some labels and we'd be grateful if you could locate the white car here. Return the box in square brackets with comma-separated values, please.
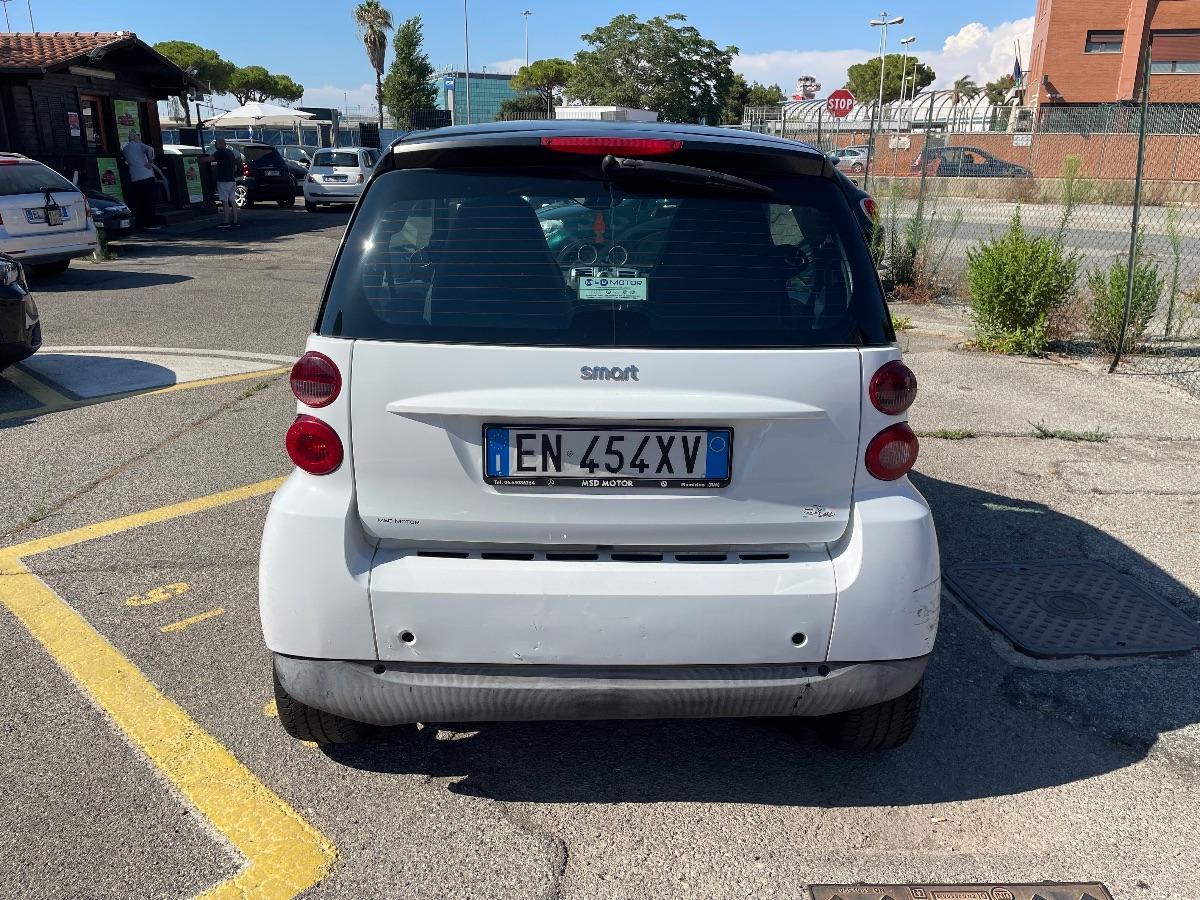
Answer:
[262, 122, 939, 751]
[0, 153, 98, 275]
[302, 147, 379, 211]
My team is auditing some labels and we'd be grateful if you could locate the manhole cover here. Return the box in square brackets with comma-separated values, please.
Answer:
[944, 560, 1200, 658]
[810, 884, 1113, 900]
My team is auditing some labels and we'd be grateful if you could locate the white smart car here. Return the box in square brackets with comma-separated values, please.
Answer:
[0, 154, 98, 275]
[262, 122, 939, 751]
[302, 146, 378, 211]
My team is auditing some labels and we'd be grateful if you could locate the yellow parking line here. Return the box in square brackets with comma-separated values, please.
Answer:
[0, 475, 334, 898]
[161, 607, 226, 633]
[3, 365, 73, 407]
[0, 366, 290, 424]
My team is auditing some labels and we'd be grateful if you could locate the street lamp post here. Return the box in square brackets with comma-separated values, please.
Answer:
[463, 0, 472, 125]
[523, 10, 532, 68]
[865, 12, 904, 189]
[897, 36, 916, 135]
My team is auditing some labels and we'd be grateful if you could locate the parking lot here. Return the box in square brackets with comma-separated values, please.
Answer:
[2, 206, 1199, 899]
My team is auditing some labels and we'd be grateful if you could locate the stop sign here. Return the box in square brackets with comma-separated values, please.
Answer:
[826, 89, 855, 118]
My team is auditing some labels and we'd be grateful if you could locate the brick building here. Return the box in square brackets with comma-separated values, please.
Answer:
[1026, 0, 1200, 103]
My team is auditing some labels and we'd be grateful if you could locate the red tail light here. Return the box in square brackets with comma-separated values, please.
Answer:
[286, 414, 343, 475]
[540, 136, 682, 157]
[355, 173, 365, 184]
[869, 360, 917, 415]
[860, 196, 878, 220]
[865, 423, 919, 481]
[290, 351, 341, 407]
[306, 174, 316, 182]
[241, 162, 251, 176]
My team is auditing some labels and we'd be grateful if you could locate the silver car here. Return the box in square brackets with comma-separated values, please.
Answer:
[828, 146, 870, 174]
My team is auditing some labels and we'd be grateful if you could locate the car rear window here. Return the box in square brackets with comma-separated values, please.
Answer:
[241, 146, 285, 165]
[0, 162, 77, 196]
[318, 166, 888, 348]
[315, 151, 361, 168]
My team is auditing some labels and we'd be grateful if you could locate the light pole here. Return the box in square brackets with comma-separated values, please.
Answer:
[897, 36, 915, 135]
[463, 0, 472, 125]
[523, 10, 531, 68]
[865, 12, 904, 189]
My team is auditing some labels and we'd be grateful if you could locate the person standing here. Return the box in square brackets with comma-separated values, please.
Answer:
[121, 132, 159, 232]
[212, 138, 239, 229]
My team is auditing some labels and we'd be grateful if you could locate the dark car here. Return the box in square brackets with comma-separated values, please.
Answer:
[0, 255, 39, 371]
[84, 189, 134, 240]
[911, 145, 1031, 178]
[206, 141, 297, 208]
[278, 145, 314, 187]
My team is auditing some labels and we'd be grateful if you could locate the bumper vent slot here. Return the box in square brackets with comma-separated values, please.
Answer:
[409, 550, 798, 564]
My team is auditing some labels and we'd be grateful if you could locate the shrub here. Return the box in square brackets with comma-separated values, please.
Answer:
[1085, 238, 1164, 353]
[966, 211, 1081, 355]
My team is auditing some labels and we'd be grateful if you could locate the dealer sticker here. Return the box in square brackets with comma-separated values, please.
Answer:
[578, 276, 648, 301]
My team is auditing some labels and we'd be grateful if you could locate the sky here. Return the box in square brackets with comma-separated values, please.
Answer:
[26, 0, 1035, 113]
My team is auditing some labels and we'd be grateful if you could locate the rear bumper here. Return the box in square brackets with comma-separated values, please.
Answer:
[2, 234, 97, 264]
[303, 184, 362, 203]
[274, 653, 930, 725]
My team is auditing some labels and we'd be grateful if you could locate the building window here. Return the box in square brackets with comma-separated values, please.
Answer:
[1150, 32, 1200, 73]
[1151, 60, 1200, 73]
[1084, 30, 1124, 53]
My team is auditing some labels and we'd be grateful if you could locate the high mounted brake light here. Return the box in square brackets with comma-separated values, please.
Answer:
[540, 137, 682, 157]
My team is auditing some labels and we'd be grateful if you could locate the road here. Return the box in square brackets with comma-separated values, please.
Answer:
[1, 207, 1198, 899]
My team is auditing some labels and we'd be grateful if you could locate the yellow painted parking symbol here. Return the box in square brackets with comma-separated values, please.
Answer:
[160, 607, 226, 633]
[126, 581, 190, 606]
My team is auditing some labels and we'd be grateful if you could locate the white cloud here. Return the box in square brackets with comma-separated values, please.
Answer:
[298, 82, 378, 113]
[484, 57, 527, 75]
[733, 17, 1035, 98]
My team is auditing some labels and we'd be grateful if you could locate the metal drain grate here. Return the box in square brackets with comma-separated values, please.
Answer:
[944, 560, 1200, 658]
[810, 885, 1114, 900]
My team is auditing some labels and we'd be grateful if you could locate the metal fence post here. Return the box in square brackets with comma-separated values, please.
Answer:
[916, 96, 934, 214]
[1109, 37, 1153, 374]
[863, 101, 879, 194]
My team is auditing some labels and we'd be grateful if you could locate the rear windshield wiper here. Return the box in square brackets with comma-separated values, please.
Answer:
[601, 155, 773, 197]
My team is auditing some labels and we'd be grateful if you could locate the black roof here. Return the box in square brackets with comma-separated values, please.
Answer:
[393, 118, 824, 161]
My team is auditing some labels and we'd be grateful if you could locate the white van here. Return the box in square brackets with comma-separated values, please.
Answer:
[302, 146, 378, 211]
[262, 122, 940, 751]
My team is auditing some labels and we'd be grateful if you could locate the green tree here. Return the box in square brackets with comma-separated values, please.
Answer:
[568, 13, 738, 124]
[354, 0, 394, 128]
[153, 40, 235, 94]
[746, 82, 786, 107]
[984, 74, 1015, 105]
[845, 54, 935, 105]
[511, 58, 575, 116]
[722, 73, 750, 124]
[498, 94, 551, 120]
[951, 75, 981, 105]
[228, 65, 304, 104]
[381, 15, 437, 128]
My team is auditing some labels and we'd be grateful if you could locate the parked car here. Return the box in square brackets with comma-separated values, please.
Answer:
[278, 144, 314, 186]
[828, 145, 870, 174]
[302, 147, 379, 211]
[204, 141, 297, 208]
[911, 145, 1031, 177]
[0, 254, 39, 371]
[263, 121, 937, 752]
[83, 189, 134, 241]
[0, 153, 98, 275]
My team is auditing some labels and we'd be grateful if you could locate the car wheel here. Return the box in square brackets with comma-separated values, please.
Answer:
[31, 259, 70, 276]
[851, 162, 864, 173]
[304, 200, 319, 212]
[278, 195, 296, 208]
[234, 185, 252, 209]
[813, 679, 923, 751]
[273, 662, 362, 744]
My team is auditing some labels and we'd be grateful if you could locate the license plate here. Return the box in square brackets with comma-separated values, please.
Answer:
[263, 169, 280, 177]
[118, 218, 130, 228]
[325, 174, 347, 182]
[26, 207, 67, 225]
[484, 426, 732, 489]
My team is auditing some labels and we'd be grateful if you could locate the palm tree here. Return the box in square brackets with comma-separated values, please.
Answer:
[950, 76, 981, 129]
[354, 0, 394, 128]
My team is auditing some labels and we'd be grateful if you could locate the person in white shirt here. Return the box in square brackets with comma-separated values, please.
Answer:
[121, 132, 159, 231]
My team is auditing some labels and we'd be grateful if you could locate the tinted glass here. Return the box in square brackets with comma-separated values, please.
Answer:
[241, 146, 285, 164]
[320, 168, 885, 349]
[316, 151, 361, 168]
[0, 162, 78, 196]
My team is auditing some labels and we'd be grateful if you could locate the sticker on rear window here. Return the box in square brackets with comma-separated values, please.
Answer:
[578, 276, 647, 302]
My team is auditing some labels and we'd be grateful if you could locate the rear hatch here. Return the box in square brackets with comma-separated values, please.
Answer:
[311, 150, 364, 191]
[241, 146, 291, 184]
[0, 162, 90, 236]
[328, 137, 891, 549]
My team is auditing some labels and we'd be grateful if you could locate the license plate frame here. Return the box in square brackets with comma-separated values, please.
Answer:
[483, 424, 733, 489]
[263, 169, 280, 177]
[325, 174, 348, 183]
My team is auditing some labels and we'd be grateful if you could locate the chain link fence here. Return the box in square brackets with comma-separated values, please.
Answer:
[743, 74, 1200, 395]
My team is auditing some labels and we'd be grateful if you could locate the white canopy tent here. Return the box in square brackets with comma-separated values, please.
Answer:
[202, 102, 315, 144]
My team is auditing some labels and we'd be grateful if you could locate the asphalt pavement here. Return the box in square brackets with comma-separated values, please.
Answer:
[1, 206, 1198, 899]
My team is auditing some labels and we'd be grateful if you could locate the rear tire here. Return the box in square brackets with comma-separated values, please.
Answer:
[304, 200, 318, 212]
[273, 662, 363, 744]
[814, 679, 923, 751]
[31, 259, 70, 276]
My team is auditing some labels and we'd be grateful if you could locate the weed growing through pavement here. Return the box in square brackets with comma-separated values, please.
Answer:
[1030, 420, 1111, 443]
[917, 428, 977, 440]
[891, 313, 913, 331]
